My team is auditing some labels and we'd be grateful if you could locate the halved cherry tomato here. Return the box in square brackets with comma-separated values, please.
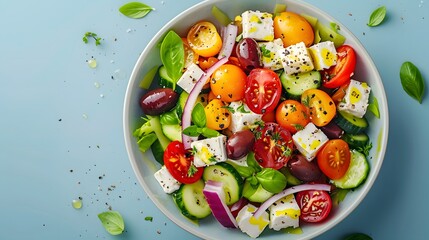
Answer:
[296, 190, 332, 223]
[331, 83, 350, 104]
[187, 21, 222, 57]
[198, 56, 219, 71]
[164, 141, 203, 184]
[317, 139, 351, 180]
[261, 110, 276, 122]
[253, 122, 294, 170]
[244, 68, 282, 114]
[273, 11, 314, 47]
[322, 45, 356, 89]
[301, 89, 336, 127]
[204, 99, 231, 130]
[211, 64, 246, 102]
[182, 38, 199, 68]
[275, 100, 310, 134]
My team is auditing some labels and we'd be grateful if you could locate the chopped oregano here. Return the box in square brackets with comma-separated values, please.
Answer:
[83, 32, 102, 46]
[119, 2, 154, 19]
[367, 6, 386, 27]
[400, 61, 425, 103]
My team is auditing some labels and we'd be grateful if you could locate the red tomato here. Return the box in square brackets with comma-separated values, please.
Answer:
[296, 190, 332, 223]
[322, 45, 356, 89]
[317, 139, 351, 180]
[164, 141, 203, 184]
[244, 68, 282, 114]
[253, 122, 294, 170]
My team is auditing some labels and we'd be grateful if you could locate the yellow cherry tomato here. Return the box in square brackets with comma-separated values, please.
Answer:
[210, 64, 246, 102]
[276, 100, 310, 134]
[301, 89, 336, 127]
[274, 12, 314, 47]
[204, 99, 231, 130]
[182, 38, 199, 68]
[187, 21, 222, 57]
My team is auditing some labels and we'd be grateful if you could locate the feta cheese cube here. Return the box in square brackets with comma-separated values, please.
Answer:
[338, 79, 371, 118]
[154, 166, 181, 194]
[269, 194, 300, 231]
[241, 10, 274, 41]
[236, 204, 270, 238]
[259, 38, 284, 71]
[278, 42, 314, 75]
[176, 63, 205, 93]
[191, 135, 227, 167]
[228, 101, 263, 133]
[308, 41, 338, 70]
[292, 122, 328, 161]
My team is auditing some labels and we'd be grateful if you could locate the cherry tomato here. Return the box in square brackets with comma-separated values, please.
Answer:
[245, 68, 282, 114]
[198, 56, 219, 71]
[164, 141, 204, 184]
[204, 99, 231, 130]
[296, 190, 332, 223]
[301, 89, 336, 127]
[253, 122, 294, 170]
[331, 83, 350, 104]
[275, 100, 310, 134]
[317, 139, 351, 180]
[261, 110, 276, 122]
[273, 12, 314, 47]
[182, 38, 199, 68]
[187, 21, 222, 57]
[322, 45, 356, 89]
[210, 64, 246, 102]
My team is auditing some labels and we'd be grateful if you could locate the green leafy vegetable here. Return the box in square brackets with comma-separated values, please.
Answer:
[144, 216, 153, 222]
[98, 211, 125, 235]
[119, 2, 154, 19]
[344, 233, 373, 240]
[192, 103, 206, 128]
[182, 125, 201, 137]
[133, 116, 171, 152]
[367, 6, 386, 27]
[331, 188, 350, 206]
[227, 161, 255, 178]
[160, 30, 185, 86]
[201, 127, 220, 138]
[160, 109, 181, 125]
[356, 141, 372, 157]
[246, 152, 262, 172]
[368, 96, 380, 118]
[256, 168, 287, 193]
[400, 61, 425, 103]
[82, 32, 102, 46]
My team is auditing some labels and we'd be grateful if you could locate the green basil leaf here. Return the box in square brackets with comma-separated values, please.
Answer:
[367, 95, 380, 118]
[246, 152, 262, 172]
[331, 188, 350, 206]
[160, 110, 180, 125]
[344, 233, 373, 240]
[119, 2, 154, 19]
[247, 175, 259, 187]
[98, 211, 125, 235]
[160, 31, 185, 84]
[182, 125, 201, 137]
[201, 127, 220, 138]
[237, 103, 250, 113]
[228, 161, 255, 178]
[367, 6, 386, 27]
[192, 103, 206, 128]
[400, 61, 425, 103]
[256, 168, 287, 194]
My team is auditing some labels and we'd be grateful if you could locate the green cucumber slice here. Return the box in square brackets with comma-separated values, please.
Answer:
[161, 124, 182, 142]
[280, 70, 321, 99]
[332, 150, 369, 189]
[172, 179, 211, 220]
[335, 110, 368, 134]
[341, 133, 370, 149]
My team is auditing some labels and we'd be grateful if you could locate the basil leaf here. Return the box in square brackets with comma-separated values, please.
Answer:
[201, 127, 220, 138]
[98, 211, 125, 235]
[367, 6, 386, 27]
[247, 175, 259, 187]
[160, 31, 185, 84]
[182, 125, 201, 137]
[400, 61, 425, 103]
[119, 2, 154, 19]
[228, 161, 255, 178]
[160, 110, 180, 125]
[367, 96, 380, 118]
[344, 233, 373, 240]
[246, 152, 262, 172]
[192, 103, 206, 128]
[256, 168, 287, 194]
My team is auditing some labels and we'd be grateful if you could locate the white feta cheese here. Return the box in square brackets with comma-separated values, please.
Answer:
[278, 42, 314, 75]
[259, 38, 284, 71]
[308, 41, 338, 70]
[236, 204, 270, 238]
[292, 122, 328, 161]
[154, 166, 181, 194]
[176, 63, 205, 93]
[269, 194, 300, 231]
[191, 135, 227, 167]
[338, 79, 371, 118]
[228, 101, 263, 133]
[241, 10, 274, 41]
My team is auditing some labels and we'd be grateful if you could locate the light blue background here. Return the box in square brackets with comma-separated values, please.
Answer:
[1, 0, 428, 239]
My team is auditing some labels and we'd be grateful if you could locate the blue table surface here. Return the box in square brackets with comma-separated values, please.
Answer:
[1, 0, 428, 239]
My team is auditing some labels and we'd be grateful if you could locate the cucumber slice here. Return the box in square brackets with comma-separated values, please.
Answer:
[159, 65, 175, 89]
[341, 132, 370, 149]
[280, 70, 321, 99]
[332, 150, 369, 189]
[172, 179, 211, 220]
[203, 162, 243, 205]
[161, 124, 182, 142]
[335, 110, 368, 134]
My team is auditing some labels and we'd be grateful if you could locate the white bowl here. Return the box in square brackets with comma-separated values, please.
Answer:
[123, 0, 389, 239]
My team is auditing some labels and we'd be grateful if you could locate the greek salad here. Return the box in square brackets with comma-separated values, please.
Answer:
[134, 4, 375, 238]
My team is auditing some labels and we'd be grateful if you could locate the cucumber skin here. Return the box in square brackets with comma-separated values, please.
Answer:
[341, 133, 369, 149]
[280, 70, 321, 99]
[335, 111, 368, 134]
[332, 150, 369, 189]
[172, 179, 211, 220]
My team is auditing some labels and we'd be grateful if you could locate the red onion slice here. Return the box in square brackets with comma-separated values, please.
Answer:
[203, 180, 238, 228]
[218, 24, 238, 59]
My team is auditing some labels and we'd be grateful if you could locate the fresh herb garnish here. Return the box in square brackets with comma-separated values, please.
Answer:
[260, 45, 272, 58]
[160, 30, 185, 87]
[187, 164, 198, 177]
[98, 211, 125, 235]
[119, 2, 154, 19]
[367, 6, 386, 27]
[144, 216, 153, 222]
[400, 61, 425, 103]
[83, 32, 102, 46]
[356, 141, 372, 157]
[182, 103, 220, 138]
[221, 105, 235, 113]
[237, 103, 250, 113]
[191, 103, 206, 128]
[368, 96, 380, 118]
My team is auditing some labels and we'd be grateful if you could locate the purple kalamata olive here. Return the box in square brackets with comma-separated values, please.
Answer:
[235, 38, 262, 73]
[287, 154, 323, 182]
[320, 121, 344, 139]
[226, 130, 255, 160]
[140, 88, 178, 115]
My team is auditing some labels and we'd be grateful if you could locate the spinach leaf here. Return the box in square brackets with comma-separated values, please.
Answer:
[98, 211, 125, 235]
[119, 2, 154, 19]
[160, 31, 185, 86]
[400, 61, 425, 103]
[367, 6, 386, 27]
[256, 168, 287, 194]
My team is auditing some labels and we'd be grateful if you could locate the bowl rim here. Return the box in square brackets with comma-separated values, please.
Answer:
[123, 0, 389, 239]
